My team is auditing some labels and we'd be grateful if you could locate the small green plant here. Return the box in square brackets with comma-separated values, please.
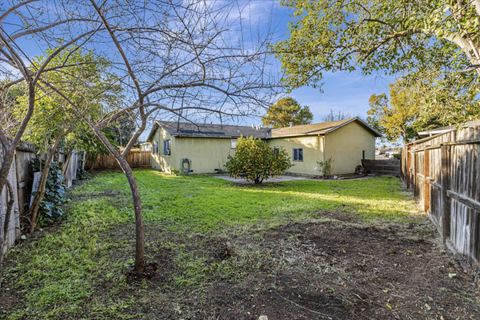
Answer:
[31, 159, 67, 223]
[171, 168, 180, 176]
[225, 136, 292, 184]
[316, 157, 334, 178]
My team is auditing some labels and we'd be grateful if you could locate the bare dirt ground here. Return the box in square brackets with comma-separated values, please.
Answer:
[2, 213, 479, 319]
[117, 215, 480, 320]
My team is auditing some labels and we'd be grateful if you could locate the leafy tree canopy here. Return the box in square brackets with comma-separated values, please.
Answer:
[275, 0, 480, 89]
[367, 70, 480, 142]
[225, 136, 292, 184]
[13, 49, 119, 153]
[262, 97, 313, 128]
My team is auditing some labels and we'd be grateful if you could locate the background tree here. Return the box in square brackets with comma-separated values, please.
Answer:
[262, 97, 313, 128]
[226, 137, 291, 184]
[367, 71, 480, 143]
[13, 49, 110, 233]
[322, 109, 352, 122]
[275, 0, 480, 89]
[0, 0, 100, 199]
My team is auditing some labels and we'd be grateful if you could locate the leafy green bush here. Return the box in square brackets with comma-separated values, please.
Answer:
[225, 136, 291, 184]
[31, 159, 67, 223]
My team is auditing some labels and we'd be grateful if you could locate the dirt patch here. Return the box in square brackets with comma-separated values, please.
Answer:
[316, 207, 361, 223]
[197, 221, 480, 319]
[3, 216, 479, 319]
[97, 220, 480, 320]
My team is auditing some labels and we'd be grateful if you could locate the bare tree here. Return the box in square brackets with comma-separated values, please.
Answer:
[322, 109, 353, 122]
[1, 0, 279, 274]
[0, 0, 101, 199]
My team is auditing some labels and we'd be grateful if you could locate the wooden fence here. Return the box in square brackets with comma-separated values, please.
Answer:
[85, 150, 151, 170]
[1, 144, 83, 259]
[362, 159, 400, 176]
[403, 124, 480, 262]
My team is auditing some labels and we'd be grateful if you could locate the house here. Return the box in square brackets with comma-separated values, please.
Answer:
[147, 117, 381, 175]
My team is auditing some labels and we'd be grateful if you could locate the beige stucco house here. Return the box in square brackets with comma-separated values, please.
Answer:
[147, 117, 381, 176]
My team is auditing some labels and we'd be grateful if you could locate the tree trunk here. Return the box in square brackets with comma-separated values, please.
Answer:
[0, 180, 15, 263]
[89, 125, 145, 273]
[118, 157, 145, 273]
[0, 83, 35, 196]
[28, 134, 62, 234]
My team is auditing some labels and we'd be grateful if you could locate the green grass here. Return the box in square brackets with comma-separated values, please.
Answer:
[0, 169, 420, 319]
[77, 170, 418, 232]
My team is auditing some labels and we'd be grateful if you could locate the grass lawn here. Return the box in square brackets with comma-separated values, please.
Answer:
[1, 170, 478, 319]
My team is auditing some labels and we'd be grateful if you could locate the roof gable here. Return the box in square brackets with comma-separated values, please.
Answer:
[270, 117, 381, 138]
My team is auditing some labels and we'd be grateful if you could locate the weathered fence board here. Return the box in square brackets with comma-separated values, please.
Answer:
[1, 144, 82, 259]
[362, 159, 400, 176]
[0, 145, 21, 258]
[403, 123, 480, 263]
[85, 150, 151, 170]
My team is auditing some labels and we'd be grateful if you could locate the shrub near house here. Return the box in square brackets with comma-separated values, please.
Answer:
[226, 137, 291, 184]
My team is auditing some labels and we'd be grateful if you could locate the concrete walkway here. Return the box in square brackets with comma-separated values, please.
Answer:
[214, 175, 316, 184]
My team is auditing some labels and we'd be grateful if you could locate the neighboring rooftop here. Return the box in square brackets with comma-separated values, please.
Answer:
[147, 117, 381, 141]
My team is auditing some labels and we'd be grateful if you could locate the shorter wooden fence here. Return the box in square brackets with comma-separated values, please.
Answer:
[85, 150, 151, 170]
[1, 144, 83, 258]
[362, 159, 400, 176]
[403, 124, 480, 263]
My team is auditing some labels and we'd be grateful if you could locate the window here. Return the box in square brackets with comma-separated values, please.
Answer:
[273, 147, 280, 156]
[230, 139, 237, 149]
[153, 142, 159, 154]
[293, 148, 303, 161]
[163, 139, 171, 155]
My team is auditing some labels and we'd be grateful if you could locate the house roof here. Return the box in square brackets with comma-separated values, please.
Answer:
[147, 117, 381, 141]
[270, 117, 381, 138]
[147, 121, 271, 140]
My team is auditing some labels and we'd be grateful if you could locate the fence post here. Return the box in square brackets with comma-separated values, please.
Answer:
[406, 146, 411, 189]
[441, 144, 451, 243]
[424, 148, 430, 213]
[412, 150, 417, 196]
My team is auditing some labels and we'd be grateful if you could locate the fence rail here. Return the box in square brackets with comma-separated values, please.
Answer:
[403, 125, 480, 262]
[85, 150, 151, 170]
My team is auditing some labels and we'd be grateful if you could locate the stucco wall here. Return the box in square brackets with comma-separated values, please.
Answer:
[324, 121, 376, 174]
[268, 135, 325, 175]
[151, 127, 175, 172]
[151, 127, 234, 173]
[150, 120, 376, 175]
[173, 137, 234, 173]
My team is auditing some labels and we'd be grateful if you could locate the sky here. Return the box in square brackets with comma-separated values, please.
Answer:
[1, 0, 398, 140]
[235, 0, 396, 124]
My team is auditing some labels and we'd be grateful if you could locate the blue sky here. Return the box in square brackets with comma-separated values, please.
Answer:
[246, 0, 395, 123]
[2, 0, 397, 136]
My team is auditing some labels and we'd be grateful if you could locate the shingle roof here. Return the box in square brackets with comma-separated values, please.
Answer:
[270, 117, 381, 138]
[147, 117, 381, 141]
[148, 121, 271, 140]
